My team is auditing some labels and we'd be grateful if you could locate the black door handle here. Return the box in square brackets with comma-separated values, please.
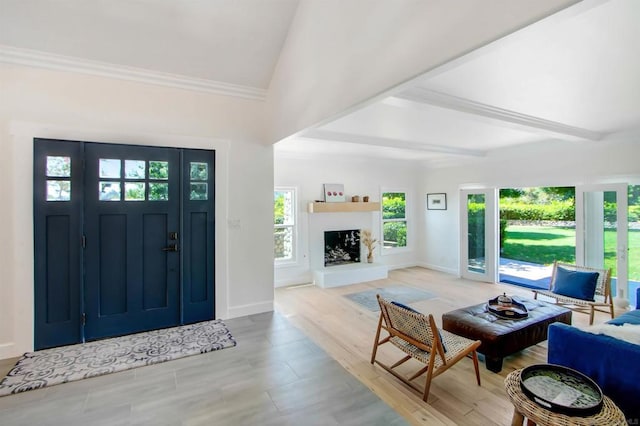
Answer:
[162, 243, 179, 252]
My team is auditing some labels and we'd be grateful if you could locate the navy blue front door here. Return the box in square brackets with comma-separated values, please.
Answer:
[34, 139, 215, 349]
[83, 143, 181, 340]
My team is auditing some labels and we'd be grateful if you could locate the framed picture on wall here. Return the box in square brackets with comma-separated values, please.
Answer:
[427, 193, 447, 210]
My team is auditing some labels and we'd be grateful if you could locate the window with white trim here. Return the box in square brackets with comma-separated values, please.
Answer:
[274, 188, 296, 262]
[382, 191, 407, 249]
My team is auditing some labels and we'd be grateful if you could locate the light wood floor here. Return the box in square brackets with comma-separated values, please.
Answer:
[0, 312, 406, 425]
[275, 266, 601, 426]
[0, 267, 604, 425]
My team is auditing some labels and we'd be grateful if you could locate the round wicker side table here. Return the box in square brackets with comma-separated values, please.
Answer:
[504, 369, 627, 426]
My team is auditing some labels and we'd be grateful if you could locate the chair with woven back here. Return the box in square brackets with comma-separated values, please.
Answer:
[532, 261, 613, 325]
[370, 295, 481, 402]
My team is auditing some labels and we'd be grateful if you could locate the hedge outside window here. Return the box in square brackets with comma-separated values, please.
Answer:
[274, 188, 296, 262]
[382, 192, 407, 249]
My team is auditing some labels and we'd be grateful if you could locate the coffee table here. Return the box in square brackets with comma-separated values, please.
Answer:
[442, 298, 571, 372]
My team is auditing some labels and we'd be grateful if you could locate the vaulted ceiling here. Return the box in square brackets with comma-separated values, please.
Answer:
[278, 0, 640, 166]
[0, 0, 299, 90]
[1, 0, 638, 167]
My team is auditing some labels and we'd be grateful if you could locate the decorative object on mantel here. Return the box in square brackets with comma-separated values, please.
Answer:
[361, 229, 378, 263]
[427, 192, 447, 210]
[352, 195, 360, 202]
[324, 183, 345, 202]
[363, 196, 369, 202]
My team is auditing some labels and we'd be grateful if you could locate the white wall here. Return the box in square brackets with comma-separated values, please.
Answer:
[0, 63, 274, 358]
[420, 136, 640, 275]
[266, 0, 577, 143]
[274, 152, 421, 286]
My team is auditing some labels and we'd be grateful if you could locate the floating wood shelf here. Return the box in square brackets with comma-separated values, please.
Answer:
[307, 201, 380, 213]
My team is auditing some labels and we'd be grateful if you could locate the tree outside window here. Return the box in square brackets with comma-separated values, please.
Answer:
[274, 188, 296, 262]
[382, 192, 407, 249]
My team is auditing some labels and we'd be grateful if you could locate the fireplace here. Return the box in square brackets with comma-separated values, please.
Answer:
[324, 229, 360, 267]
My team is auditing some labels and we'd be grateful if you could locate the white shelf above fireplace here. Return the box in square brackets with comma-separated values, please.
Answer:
[313, 262, 388, 288]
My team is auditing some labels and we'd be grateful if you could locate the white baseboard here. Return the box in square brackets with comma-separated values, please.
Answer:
[225, 300, 274, 319]
[0, 342, 19, 361]
[387, 262, 419, 271]
[274, 277, 313, 288]
[416, 262, 459, 276]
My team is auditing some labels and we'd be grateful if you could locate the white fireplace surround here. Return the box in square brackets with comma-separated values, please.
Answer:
[309, 210, 388, 288]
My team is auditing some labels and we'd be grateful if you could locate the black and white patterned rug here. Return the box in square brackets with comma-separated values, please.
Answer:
[344, 285, 436, 311]
[0, 319, 236, 396]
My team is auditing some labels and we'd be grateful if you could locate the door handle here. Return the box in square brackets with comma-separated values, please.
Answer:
[162, 243, 179, 252]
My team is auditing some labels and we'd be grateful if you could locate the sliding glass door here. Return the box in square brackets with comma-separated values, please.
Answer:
[576, 184, 628, 300]
[460, 189, 497, 282]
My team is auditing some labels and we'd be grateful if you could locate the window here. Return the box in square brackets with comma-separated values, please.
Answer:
[274, 188, 296, 262]
[382, 192, 407, 249]
[97, 158, 170, 202]
[46, 156, 71, 201]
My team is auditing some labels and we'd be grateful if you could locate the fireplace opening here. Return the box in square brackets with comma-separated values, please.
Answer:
[324, 229, 360, 267]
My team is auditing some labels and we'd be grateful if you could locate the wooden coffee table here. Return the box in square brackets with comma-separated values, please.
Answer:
[442, 298, 571, 372]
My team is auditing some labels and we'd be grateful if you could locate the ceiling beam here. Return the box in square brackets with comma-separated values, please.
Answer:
[300, 129, 486, 157]
[386, 87, 605, 141]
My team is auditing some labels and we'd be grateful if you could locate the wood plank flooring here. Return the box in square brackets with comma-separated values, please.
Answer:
[0, 266, 603, 425]
[0, 312, 405, 425]
[275, 267, 599, 426]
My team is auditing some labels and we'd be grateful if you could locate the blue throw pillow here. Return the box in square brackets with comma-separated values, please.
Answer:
[390, 301, 446, 352]
[553, 266, 599, 301]
[607, 309, 640, 326]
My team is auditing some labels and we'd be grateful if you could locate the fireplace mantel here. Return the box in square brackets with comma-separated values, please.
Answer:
[307, 202, 380, 213]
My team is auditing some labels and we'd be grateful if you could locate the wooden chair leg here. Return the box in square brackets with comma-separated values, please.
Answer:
[422, 362, 436, 402]
[609, 303, 615, 320]
[589, 307, 595, 325]
[472, 350, 481, 386]
[370, 313, 384, 364]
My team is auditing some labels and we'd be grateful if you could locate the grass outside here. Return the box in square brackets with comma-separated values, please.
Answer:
[502, 225, 640, 281]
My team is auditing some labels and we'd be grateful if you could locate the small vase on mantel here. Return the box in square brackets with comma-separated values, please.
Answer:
[367, 252, 373, 263]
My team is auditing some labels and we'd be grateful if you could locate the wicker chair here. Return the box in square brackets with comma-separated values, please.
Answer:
[532, 261, 613, 325]
[370, 295, 481, 402]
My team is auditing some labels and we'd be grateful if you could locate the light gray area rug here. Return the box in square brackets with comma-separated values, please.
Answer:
[344, 285, 436, 311]
[0, 319, 236, 396]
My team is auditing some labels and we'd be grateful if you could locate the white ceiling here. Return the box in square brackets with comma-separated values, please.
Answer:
[0, 0, 299, 89]
[278, 0, 640, 166]
[1, 0, 638, 166]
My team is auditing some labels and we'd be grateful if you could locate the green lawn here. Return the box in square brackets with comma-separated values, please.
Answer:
[502, 225, 640, 281]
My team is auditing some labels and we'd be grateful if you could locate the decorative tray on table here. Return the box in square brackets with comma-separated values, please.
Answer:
[487, 293, 529, 319]
[519, 364, 604, 416]
[487, 294, 529, 319]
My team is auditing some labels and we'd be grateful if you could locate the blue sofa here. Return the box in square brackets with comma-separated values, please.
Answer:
[547, 288, 640, 422]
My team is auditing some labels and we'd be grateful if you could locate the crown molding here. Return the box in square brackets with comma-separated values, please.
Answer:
[387, 87, 605, 142]
[0, 45, 266, 101]
[301, 129, 486, 157]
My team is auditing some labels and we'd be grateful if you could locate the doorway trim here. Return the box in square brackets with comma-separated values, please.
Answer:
[4, 120, 230, 357]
